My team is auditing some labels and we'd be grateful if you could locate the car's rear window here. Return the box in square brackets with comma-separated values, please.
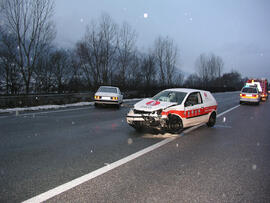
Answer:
[98, 87, 117, 93]
[242, 88, 258, 93]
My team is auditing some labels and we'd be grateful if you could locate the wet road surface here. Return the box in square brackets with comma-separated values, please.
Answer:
[2, 92, 267, 202]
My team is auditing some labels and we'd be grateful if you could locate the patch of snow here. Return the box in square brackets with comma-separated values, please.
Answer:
[0, 102, 94, 113]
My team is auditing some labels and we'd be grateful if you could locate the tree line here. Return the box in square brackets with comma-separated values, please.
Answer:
[0, 0, 245, 95]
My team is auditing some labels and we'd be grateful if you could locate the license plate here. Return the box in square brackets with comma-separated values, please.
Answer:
[246, 94, 252, 97]
[102, 96, 111, 100]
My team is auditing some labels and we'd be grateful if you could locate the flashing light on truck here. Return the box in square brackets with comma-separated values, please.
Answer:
[245, 78, 268, 101]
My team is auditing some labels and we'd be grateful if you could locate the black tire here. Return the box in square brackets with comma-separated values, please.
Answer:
[94, 103, 99, 108]
[167, 115, 183, 134]
[256, 101, 260, 105]
[207, 112, 216, 127]
[116, 104, 120, 109]
[239, 101, 243, 105]
[130, 124, 143, 132]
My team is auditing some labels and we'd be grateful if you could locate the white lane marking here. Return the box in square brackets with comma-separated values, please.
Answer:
[22, 137, 176, 203]
[217, 105, 240, 117]
[22, 104, 240, 203]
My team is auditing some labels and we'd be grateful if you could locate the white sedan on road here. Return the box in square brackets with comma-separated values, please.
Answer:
[94, 86, 123, 108]
[126, 88, 217, 133]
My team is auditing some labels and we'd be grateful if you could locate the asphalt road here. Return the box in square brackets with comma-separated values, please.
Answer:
[48, 97, 270, 203]
[1, 91, 269, 202]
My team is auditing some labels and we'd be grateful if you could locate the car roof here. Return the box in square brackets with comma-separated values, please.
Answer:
[162, 88, 207, 94]
[242, 86, 258, 89]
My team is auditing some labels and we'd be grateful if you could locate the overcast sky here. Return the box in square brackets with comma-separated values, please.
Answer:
[54, 0, 270, 80]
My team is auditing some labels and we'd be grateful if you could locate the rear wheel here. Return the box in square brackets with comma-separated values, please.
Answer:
[207, 112, 216, 127]
[94, 103, 99, 107]
[239, 101, 243, 105]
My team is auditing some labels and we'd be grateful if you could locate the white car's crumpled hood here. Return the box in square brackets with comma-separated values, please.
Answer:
[134, 98, 177, 112]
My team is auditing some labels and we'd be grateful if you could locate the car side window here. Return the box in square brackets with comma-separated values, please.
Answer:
[185, 92, 199, 106]
[185, 92, 202, 106]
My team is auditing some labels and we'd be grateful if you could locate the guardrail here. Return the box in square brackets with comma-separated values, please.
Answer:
[0, 93, 93, 108]
[0, 90, 148, 108]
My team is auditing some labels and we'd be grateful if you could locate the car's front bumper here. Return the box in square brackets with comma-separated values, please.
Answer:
[126, 112, 167, 128]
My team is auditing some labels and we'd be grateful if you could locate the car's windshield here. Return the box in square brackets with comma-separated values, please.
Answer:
[152, 91, 187, 104]
[98, 87, 117, 93]
[242, 88, 258, 93]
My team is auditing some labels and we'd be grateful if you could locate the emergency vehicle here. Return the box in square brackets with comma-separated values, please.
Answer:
[126, 88, 217, 133]
[245, 79, 268, 101]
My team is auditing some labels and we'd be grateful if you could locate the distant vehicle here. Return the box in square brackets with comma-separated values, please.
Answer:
[245, 78, 268, 101]
[94, 86, 123, 108]
[126, 88, 217, 133]
[239, 86, 260, 105]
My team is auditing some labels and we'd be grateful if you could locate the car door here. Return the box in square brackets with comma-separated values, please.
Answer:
[184, 92, 205, 127]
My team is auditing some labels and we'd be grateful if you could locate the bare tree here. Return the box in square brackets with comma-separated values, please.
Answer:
[184, 73, 201, 88]
[68, 51, 84, 92]
[216, 55, 224, 78]
[164, 38, 178, 85]
[220, 70, 242, 89]
[76, 14, 118, 88]
[154, 37, 166, 85]
[196, 53, 224, 87]
[196, 53, 209, 84]
[154, 36, 179, 86]
[33, 48, 53, 93]
[99, 14, 118, 85]
[50, 49, 70, 93]
[126, 51, 142, 89]
[117, 22, 137, 87]
[0, 29, 21, 94]
[0, 0, 56, 94]
[174, 70, 185, 86]
[141, 52, 156, 88]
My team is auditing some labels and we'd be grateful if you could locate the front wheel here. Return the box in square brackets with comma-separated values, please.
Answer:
[207, 112, 216, 127]
[130, 123, 143, 132]
[167, 115, 183, 134]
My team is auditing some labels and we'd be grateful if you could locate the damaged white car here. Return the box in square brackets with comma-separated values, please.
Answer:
[126, 88, 217, 133]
